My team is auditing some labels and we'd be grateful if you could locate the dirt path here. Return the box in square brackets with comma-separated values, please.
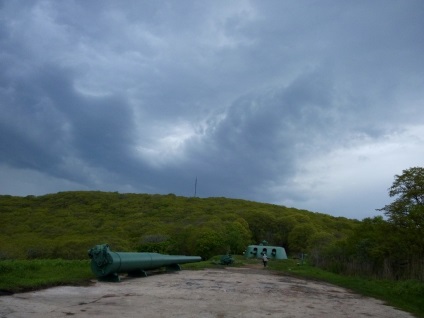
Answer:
[0, 267, 414, 318]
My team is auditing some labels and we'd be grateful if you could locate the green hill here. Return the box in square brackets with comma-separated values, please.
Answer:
[0, 191, 358, 260]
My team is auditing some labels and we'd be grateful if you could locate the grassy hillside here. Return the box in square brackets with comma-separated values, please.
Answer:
[2, 191, 423, 316]
[0, 191, 358, 260]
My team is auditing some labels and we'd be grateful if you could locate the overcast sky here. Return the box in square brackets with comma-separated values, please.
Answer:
[1, 1, 423, 220]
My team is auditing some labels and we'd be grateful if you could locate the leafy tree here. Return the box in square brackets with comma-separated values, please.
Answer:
[272, 215, 297, 251]
[241, 210, 277, 244]
[138, 234, 172, 253]
[349, 217, 394, 270]
[374, 167, 424, 280]
[191, 227, 226, 259]
[378, 167, 424, 227]
[308, 231, 336, 266]
[288, 223, 317, 253]
[224, 220, 251, 254]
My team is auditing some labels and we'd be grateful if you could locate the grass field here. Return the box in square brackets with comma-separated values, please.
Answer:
[0, 259, 93, 293]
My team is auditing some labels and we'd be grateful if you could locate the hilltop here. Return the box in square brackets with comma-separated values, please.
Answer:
[0, 191, 358, 260]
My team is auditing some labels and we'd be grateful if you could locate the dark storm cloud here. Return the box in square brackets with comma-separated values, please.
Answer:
[1, 0, 423, 218]
[0, 62, 136, 183]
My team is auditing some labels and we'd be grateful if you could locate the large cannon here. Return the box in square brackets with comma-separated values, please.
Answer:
[88, 244, 202, 282]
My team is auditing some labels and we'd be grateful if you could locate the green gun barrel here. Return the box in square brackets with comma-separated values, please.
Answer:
[88, 244, 202, 281]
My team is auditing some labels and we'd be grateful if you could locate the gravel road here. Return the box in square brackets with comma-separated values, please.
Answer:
[0, 266, 414, 318]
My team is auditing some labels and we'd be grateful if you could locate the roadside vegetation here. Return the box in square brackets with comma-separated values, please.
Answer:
[268, 259, 424, 317]
[0, 167, 423, 315]
[0, 259, 92, 293]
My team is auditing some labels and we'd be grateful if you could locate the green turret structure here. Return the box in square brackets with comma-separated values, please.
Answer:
[245, 241, 287, 260]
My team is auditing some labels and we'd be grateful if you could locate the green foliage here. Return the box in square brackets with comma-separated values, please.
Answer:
[138, 235, 173, 253]
[223, 220, 251, 254]
[379, 166, 424, 227]
[0, 191, 357, 261]
[288, 223, 318, 253]
[191, 227, 226, 259]
[313, 167, 424, 282]
[0, 259, 92, 293]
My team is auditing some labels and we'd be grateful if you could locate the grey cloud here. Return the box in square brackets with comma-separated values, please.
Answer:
[182, 70, 340, 198]
[1, 0, 423, 218]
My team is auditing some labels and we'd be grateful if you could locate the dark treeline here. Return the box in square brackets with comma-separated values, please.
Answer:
[1, 166, 423, 282]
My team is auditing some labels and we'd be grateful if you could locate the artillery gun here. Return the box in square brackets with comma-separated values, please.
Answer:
[88, 244, 202, 282]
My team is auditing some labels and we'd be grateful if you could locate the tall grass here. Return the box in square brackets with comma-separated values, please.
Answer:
[0, 259, 93, 293]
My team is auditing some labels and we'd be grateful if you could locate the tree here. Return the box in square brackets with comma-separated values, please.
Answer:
[378, 167, 424, 226]
[224, 220, 251, 254]
[377, 167, 424, 280]
[288, 223, 317, 253]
